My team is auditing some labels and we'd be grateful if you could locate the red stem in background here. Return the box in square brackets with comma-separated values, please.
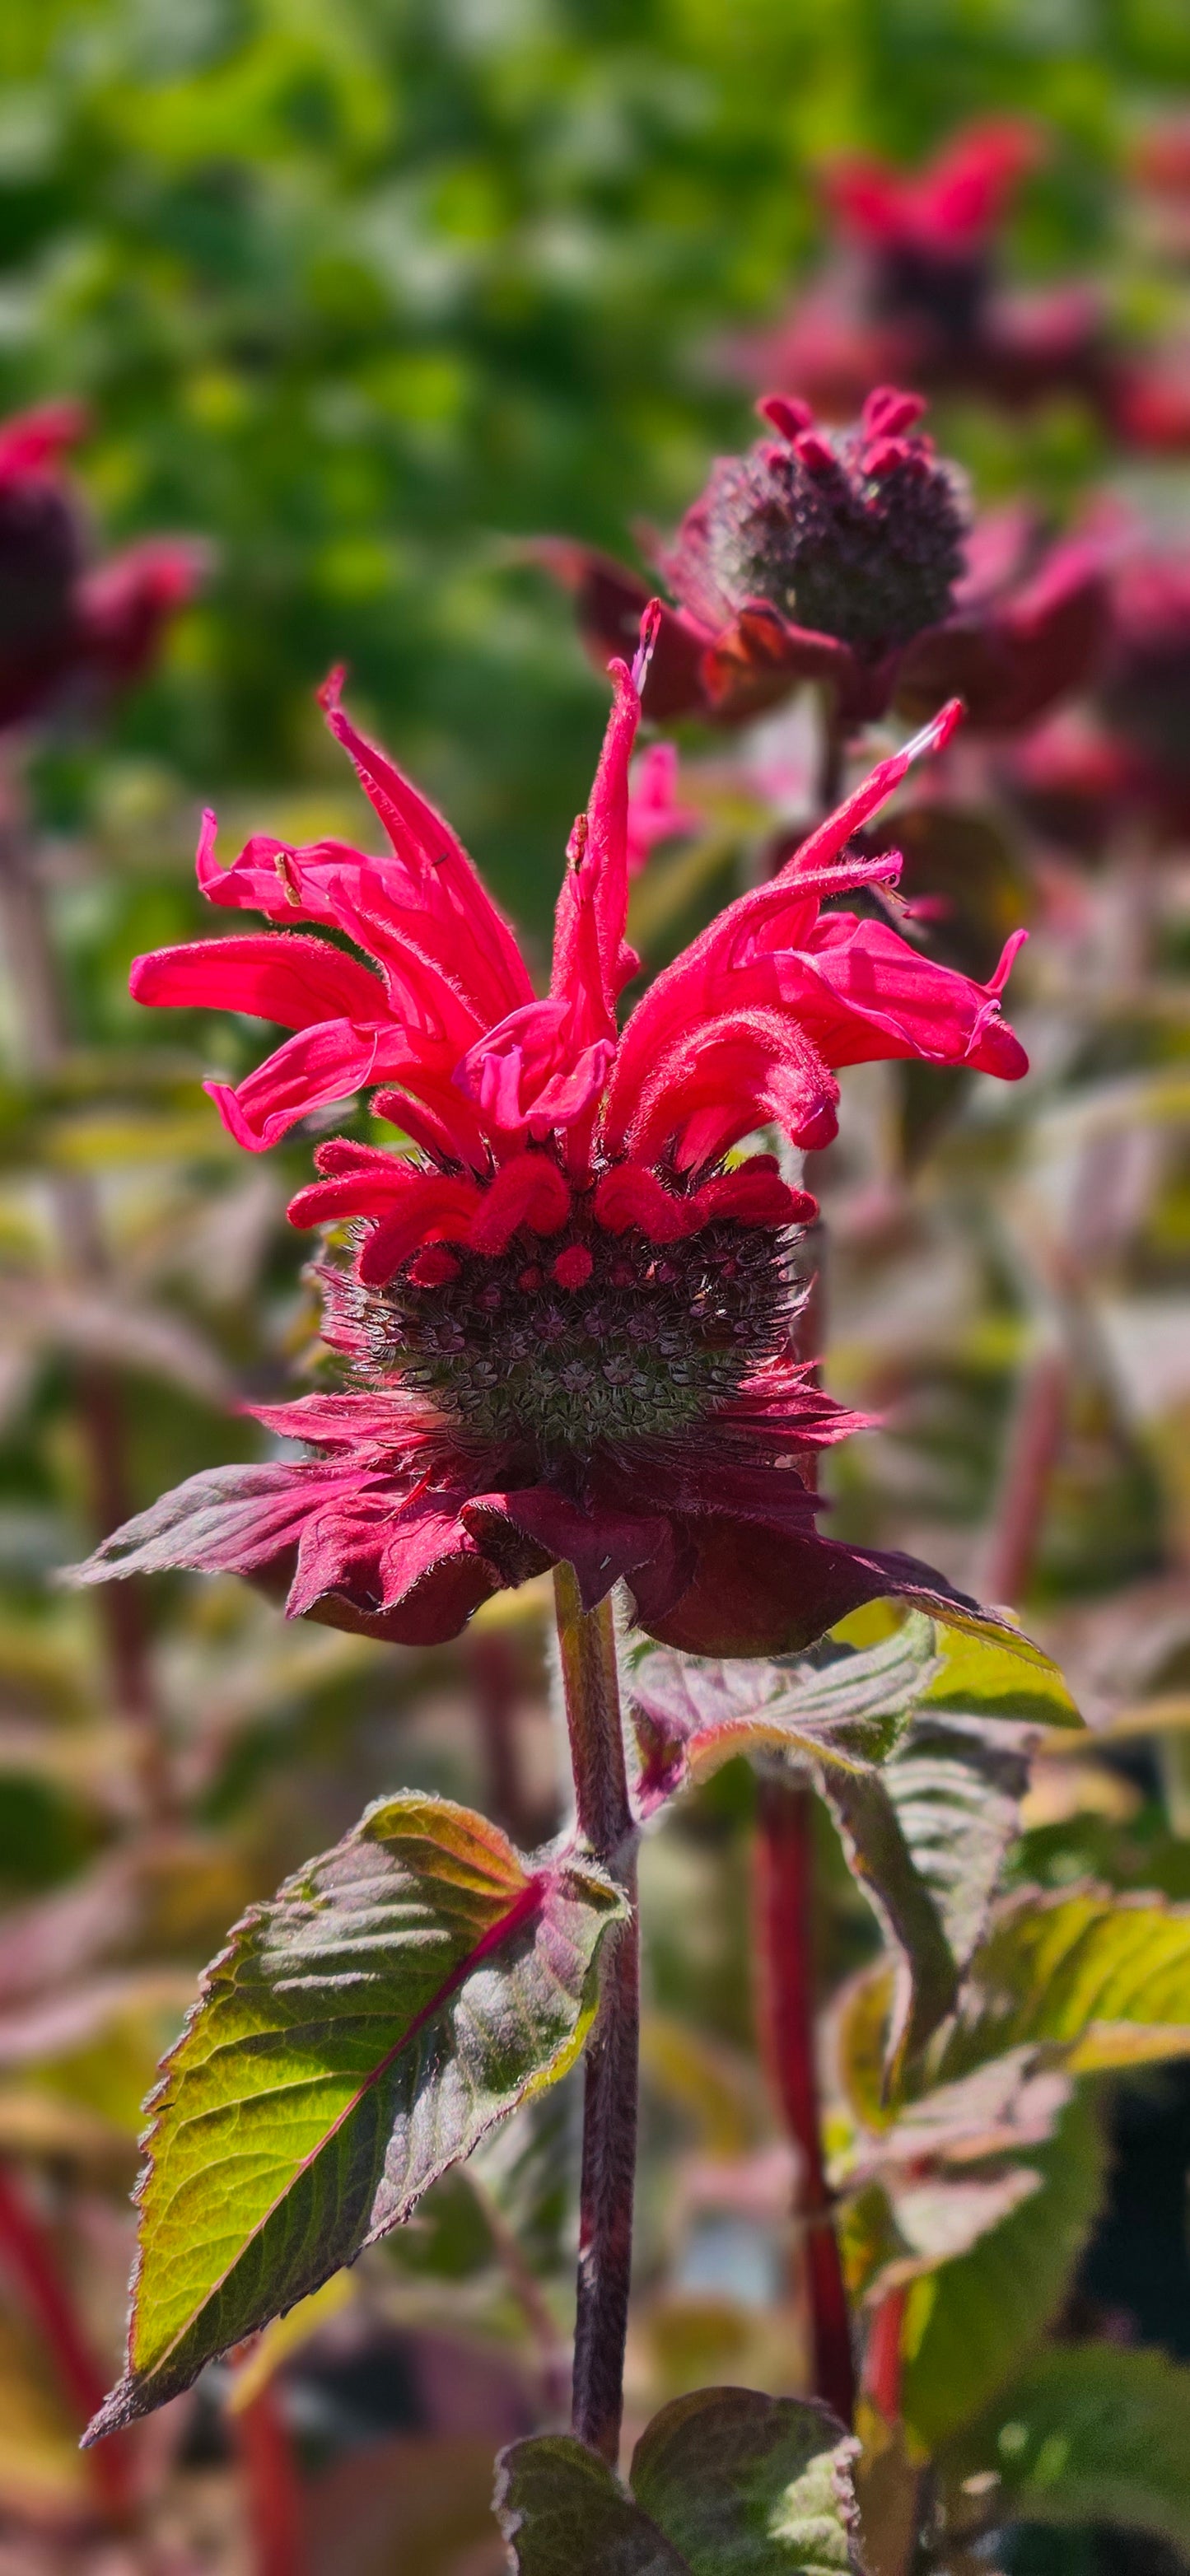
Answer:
[862, 2284, 909, 2424]
[553, 1565, 639, 2466]
[232, 2382, 309, 2576]
[756, 1782, 856, 2426]
[980, 1339, 1067, 1608]
[0, 2161, 135, 2522]
[467, 1627, 538, 1847]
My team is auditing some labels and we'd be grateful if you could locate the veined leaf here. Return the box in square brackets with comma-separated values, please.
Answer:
[628, 1620, 940, 1815]
[881, 1713, 1031, 1976]
[940, 1888, 1190, 2081]
[496, 2387, 865, 2574]
[630, 1622, 954, 2067]
[950, 2345, 1190, 2556]
[839, 2046, 1073, 2302]
[86, 1793, 625, 2438]
[920, 1629, 1082, 1729]
[899, 2093, 1104, 2452]
[816, 1763, 959, 2073]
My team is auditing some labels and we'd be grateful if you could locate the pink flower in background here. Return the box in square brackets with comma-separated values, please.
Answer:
[0, 404, 203, 732]
[535, 390, 1108, 734]
[75, 638, 1026, 1657]
[626, 742, 700, 875]
[723, 119, 1190, 455]
[1008, 544, 1190, 850]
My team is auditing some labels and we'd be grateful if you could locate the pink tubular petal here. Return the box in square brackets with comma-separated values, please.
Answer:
[691, 1163, 816, 1228]
[371, 1084, 491, 1171]
[287, 1148, 463, 1233]
[316, 669, 531, 1024]
[604, 705, 965, 1152]
[195, 813, 376, 926]
[203, 1020, 390, 1153]
[466, 1155, 571, 1253]
[455, 996, 615, 1143]
[800, 915, 1029, 1076]
[356, 1175, 487, 1286]
[130, 935, 386, 1029]
[623, 1010, 840, 1170]
[549, 655, 642, 1043]
[0, 400, 88, 481]
[787, 700, 964, 877]
[592, 1164, 704, 1242]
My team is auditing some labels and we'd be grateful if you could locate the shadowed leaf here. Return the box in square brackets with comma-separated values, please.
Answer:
[628, 1619, 940, 1816]
[950, 2345, 1190, 2556]
[899, 2093, 1105, 2452]
[86, 1793, 624, 2438]
[496, 2387, 866, 2573]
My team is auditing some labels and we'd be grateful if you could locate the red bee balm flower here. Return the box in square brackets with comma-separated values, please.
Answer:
[73, 638, 1027, 1656]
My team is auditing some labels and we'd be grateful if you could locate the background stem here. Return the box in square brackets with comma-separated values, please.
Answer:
[0, 2161, 135, 2522]
[553, 1565, 638, 2466]
[231, 2379, 309, 2576]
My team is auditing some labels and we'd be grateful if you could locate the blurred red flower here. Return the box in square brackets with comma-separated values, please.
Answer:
[724, 120, 1190, 455]
[0, 403, 203, 733]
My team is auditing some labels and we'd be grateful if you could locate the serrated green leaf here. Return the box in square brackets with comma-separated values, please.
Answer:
[839, 2046, 1073, 2302]
[882, 1713, 1030, 1974]
[631, 1624, 954, 2068]
[628, 1621, 940, 1813]
[899, 2093, 1105, 2452]
[496, 2387, 865, 2574]
[940, 1889, 1190, 2081]
[88, 1793, 625, 2437]
[921, 1628, 1082, 1729]
[816, 1764, 959, 2072]
[951, 2345, 1190, 2555]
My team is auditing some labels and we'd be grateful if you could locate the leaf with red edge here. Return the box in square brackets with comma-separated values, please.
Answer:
[85, 1794, 625, 2439]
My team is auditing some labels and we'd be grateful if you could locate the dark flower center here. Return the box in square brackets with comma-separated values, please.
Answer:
[327, 1208, 795, 1460]
[703, 404, 968, 657]
[873, 242, 989, 345]
[0, 479, 82, 653]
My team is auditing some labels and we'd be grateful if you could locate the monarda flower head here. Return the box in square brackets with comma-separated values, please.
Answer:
[73, 628, 1027, 1658]
[533, 389, 1108, 734]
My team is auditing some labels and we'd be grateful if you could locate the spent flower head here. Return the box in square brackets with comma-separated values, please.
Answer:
[663, 387, 969, 660]
[535, 390, 1108, 736]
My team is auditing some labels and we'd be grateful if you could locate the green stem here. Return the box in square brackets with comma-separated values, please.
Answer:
[553, 1565, 638, 2466]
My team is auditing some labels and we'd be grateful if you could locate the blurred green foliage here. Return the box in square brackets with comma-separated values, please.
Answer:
[2, 0, 1189, 937]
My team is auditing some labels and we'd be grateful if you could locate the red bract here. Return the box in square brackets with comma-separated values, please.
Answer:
[535, 393, 1108, 733]
[74, 642, 1027, 1656]
[0, 404, 203, 733]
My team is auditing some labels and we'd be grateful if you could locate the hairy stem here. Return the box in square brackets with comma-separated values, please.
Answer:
[553, 1564, 638, 2465]
[980, 1337, 1067, 1608]
[756, 1780, 856, 2424]
[0, 2162, 135, 2522]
